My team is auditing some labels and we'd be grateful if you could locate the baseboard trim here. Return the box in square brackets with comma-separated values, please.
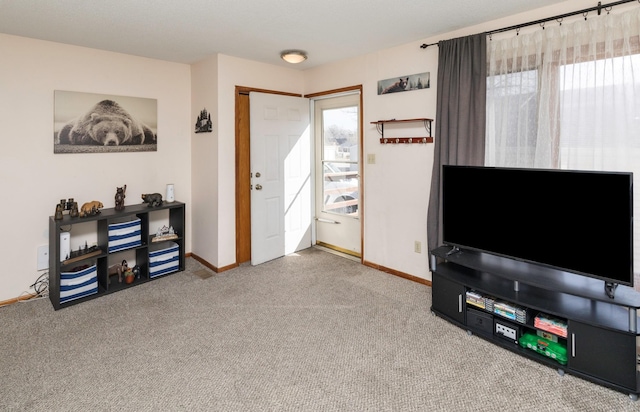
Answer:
[190, 253, 238, 273]
[363, 260, 432, 286]
[0, 293, 37, 307]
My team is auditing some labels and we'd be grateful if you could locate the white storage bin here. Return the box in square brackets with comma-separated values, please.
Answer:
[108, 218, 142, 253]
[60, 264, 98, 304]
[149, 241, 180, 278]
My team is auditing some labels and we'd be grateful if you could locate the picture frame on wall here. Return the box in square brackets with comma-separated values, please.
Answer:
[377, 72, 430, 95]
[53, 90, 157, 154]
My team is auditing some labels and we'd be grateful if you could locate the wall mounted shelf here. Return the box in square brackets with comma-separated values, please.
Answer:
[371, 118, 434, 144]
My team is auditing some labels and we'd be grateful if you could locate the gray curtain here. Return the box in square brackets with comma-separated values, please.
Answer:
[427, 34, 487, 262]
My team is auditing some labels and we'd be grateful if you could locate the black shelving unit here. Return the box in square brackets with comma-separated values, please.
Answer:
[430, 246, 640, 400]
[48, 201, 185, 310]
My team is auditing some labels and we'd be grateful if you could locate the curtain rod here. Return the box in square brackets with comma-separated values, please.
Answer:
[419, 0, 638, 49]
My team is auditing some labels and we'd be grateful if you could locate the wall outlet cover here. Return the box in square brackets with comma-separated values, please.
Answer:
[37, 245, 49, 271]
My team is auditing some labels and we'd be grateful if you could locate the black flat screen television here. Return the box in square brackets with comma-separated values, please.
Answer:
[442, 165, 634, 287]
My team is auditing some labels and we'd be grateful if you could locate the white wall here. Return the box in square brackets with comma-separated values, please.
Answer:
[191, 56, 220, 266]
[0, 34, 192, 302]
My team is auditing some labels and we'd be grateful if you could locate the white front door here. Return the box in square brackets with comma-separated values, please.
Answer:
[314, 93, 361, 256]
[250, 92, 311, 265]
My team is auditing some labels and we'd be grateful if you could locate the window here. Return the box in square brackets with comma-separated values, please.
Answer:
[486, 9, 640, 281]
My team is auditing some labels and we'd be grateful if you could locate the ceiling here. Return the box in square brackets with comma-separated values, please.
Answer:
[0, 0, 566, 69]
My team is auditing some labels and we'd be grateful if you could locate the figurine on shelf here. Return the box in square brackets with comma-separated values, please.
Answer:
[141, 193, 163, 207]
[132, 265, 141, 280]
[69, 202, 79, 218]
[107, 259, 128, 284]
[152, 225, 178, 242]
[80, 201, 103, 217]
[123, 268, 135, 284]
[115, 184, 127, 211]
[54, 204, 64, 220]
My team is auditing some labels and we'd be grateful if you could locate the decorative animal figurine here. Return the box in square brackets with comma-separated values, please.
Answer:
[115, 185, 127, 211]
[132, 265, 141, 279]
[107, 259, 128, 284]
[141, 193, 163, 207]
[79, 201, 104, 217]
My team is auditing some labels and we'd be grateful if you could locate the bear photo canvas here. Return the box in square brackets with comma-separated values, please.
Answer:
[377, 72, 430, 95]
[54, 91, 157, 154]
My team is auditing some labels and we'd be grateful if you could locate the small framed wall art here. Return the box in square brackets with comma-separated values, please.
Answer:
[377, 72, 430, 95]
[195, 108, 212, 133]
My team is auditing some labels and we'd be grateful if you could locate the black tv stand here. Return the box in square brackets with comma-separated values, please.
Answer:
[605, 282, 619, 299]
[430, 246, 640, 400]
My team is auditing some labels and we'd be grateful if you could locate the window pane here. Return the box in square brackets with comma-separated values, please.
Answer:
[321, 106, 359, 217]
[322, 161, 359, 216]
[486, 70, 539, 167]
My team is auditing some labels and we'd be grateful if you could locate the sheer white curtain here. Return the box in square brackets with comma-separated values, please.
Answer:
[486, 8, 640, 277]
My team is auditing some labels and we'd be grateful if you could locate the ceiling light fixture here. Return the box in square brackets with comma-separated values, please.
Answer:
[280, 50, 307, 64]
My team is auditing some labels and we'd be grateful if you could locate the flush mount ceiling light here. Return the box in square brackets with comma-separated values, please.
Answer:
[280, 50, 307, 64]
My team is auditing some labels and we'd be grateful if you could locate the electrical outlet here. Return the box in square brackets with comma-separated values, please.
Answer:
[37, 245, 49, 271]
[414, 241, 422, 254]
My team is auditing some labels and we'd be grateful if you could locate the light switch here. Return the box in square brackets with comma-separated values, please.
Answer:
[367, 153, 376, 164]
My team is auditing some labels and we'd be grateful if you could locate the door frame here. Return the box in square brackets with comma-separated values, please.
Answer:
[235, 85, 363, 265]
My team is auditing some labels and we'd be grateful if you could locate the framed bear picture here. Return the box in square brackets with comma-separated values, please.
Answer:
[54, 90, 157, 154]
[377, 72, 430, 95]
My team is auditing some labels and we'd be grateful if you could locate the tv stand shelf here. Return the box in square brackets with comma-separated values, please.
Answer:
[432, 247, 640, 312]
[431, 246, 640, 400]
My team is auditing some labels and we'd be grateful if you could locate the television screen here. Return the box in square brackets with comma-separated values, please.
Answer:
[442, 165, 633, 286]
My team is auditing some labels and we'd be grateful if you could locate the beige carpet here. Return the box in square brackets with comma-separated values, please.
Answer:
[1, 248, 637, 411]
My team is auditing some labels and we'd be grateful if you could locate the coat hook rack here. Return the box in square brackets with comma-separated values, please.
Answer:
[371, 118, 434, 144]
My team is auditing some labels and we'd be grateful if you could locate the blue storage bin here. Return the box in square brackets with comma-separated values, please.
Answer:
[108, 218, 142, 253]
[149, 242, 180, 278]
[60, 264, 98, 304]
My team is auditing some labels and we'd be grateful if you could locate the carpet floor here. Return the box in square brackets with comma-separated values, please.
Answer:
[1, 248, 637, 411]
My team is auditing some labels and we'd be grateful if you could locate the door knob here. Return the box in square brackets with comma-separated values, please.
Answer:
[255, 184, 263, 190]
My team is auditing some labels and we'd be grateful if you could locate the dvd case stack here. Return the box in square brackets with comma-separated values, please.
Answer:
[484, 295, 495, 313]
[493, 301, 530, 324]
[465, 290, 497, 313]
[465, 290, 485, 309]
